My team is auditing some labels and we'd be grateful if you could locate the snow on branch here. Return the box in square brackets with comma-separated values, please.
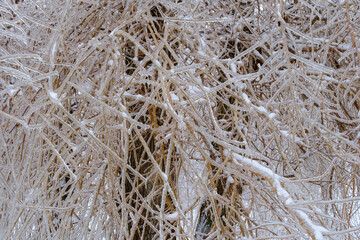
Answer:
[225, 150, 328, 240]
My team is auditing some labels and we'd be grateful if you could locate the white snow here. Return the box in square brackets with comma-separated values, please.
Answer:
[230, 62, 237, 73]
[254, 106, 268, 114]
[170, 93, 179, 102]
[241, 93, 277, 120]
[242, 93, 251, 104]
[268, 113, 276, 119]
[9, 88, 18, 96]
[49, 91, 58, 100]
[295, 210, 328, 240]
[225, 150, 276, 179]
[280, 130, 289, 137]
[227, 175, 234, 184]
[188, 85, 203, 96]
[49, 91, 62, 106]
[225, 149, 327, 239]
[164, 211, 179, 221]
[120, 112, 129, 118]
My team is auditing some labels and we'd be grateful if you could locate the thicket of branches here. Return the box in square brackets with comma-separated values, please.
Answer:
[1, 0, 360, 239]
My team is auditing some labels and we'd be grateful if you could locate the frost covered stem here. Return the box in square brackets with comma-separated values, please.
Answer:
[224, 150, 328, 240]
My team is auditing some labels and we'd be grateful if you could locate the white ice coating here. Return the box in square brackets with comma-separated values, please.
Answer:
[225, 150, 328, 240]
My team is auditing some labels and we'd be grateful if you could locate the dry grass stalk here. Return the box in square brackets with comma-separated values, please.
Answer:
[1, 0, 360, 239]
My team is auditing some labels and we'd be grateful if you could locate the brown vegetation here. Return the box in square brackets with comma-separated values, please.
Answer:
[1, 0, 360, 239]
